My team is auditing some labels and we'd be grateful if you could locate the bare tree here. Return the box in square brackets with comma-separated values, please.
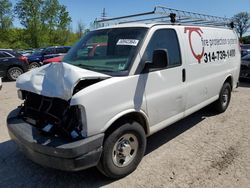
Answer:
[76, 20, 85, 38]
[232, 12, 250, 39]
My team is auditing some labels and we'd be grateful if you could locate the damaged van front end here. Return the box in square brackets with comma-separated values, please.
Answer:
[7, 26, 149, 177]
[7, 62, 110, 171]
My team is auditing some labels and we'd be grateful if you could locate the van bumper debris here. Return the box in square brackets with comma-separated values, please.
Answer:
[7, 108, 104, 171]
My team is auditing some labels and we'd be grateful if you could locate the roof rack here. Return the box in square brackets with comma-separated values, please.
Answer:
[94, 6, 233, 29]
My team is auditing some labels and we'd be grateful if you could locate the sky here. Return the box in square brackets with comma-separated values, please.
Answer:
[11, 0, 250, 33]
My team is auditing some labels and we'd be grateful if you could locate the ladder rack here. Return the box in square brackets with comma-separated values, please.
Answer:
[94, 6, 233, 29]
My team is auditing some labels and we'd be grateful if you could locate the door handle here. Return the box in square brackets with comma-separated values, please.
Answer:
[3, 59, 8, 62]
[182, 69, 186, 82]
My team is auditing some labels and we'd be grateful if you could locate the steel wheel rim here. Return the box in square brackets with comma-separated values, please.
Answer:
[10, 68, 22, 80]
[112, 133, 139, 167]
[222, 88, 229, 107]
[30, 63, 39, 69]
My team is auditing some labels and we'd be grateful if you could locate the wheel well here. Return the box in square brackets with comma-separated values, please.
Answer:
[224, 76, 233, 89]
[104, 112, 149, 138]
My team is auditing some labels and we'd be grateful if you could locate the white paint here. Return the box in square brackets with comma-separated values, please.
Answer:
[16, 24, 241, 138]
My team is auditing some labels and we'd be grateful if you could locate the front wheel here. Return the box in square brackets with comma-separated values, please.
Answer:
[29, 62, 40, 69]
[97, 121, 146, 179]
[7, 67, 23, 81]
[213, 82, 232, 113]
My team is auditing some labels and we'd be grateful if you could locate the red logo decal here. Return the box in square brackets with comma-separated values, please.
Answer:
[184, 27, 204, 63]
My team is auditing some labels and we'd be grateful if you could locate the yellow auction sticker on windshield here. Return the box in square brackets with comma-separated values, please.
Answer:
[117, 39, 139, 46]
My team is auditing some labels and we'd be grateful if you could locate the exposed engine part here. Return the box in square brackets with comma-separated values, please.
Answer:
[73, 79, 103, 95]
[19, 91, 85, 141]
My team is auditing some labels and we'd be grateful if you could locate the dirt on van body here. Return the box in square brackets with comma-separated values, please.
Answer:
[0, 81, 250, 188]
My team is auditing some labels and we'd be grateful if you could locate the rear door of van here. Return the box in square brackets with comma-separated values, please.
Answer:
[142, 26, 186, 132]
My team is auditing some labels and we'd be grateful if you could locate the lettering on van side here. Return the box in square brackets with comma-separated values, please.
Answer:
[204, 49, 236, 63]
[184, 27, 204, 63]
[184, 27, 237, 64]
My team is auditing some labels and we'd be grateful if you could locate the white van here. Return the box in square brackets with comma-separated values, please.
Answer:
[7, 8, 240, 179]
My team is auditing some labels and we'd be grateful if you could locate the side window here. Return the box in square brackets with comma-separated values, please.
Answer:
[56, 47, 70, 54]
[143, 29, 181, 67]
[0, 52, 11, 58]
[4, 52, 12, 57]
[55, 48, 65, 54]
[64, 47, 70, 53]
[0, 52, 6, 58]
[43, 48, 55, 55]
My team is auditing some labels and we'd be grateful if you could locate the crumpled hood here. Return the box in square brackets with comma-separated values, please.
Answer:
[16, 62, 110, 101]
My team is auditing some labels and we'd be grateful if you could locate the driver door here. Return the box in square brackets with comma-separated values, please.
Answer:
[143, 28, 186, 130]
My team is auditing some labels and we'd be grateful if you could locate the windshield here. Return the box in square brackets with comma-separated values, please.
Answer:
[63, 27, 148, 75]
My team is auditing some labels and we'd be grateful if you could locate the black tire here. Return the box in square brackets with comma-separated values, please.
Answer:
[29, 62, 40, 69]
[97, 121, 146, 179]
[213, 82, 231, 113]
[7, 67, 24, 81]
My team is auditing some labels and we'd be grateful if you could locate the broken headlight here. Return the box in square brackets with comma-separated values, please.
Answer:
[39, 105, 88, 140]
[17, 89, 24, 100]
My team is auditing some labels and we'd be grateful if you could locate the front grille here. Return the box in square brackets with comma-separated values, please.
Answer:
[20, 91, 84, 140]
[23, 92, 69, 124]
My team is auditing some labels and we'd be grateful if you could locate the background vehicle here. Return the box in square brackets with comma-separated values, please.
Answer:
[240, 54, 250, 79]
[43, 55, 63, 65]
[0, 50, 29, 81]
[27, 46, 71, 69]
[42, 43, 107, 65]
[18, 49, 35, 57]
[87, 43, 107, 57]
[241, 44, 250, 57]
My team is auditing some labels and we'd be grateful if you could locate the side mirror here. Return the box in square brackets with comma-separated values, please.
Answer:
[144, 49, 169, 71]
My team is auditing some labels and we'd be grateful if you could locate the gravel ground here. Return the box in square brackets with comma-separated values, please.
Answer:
[0, 81, 250, 188]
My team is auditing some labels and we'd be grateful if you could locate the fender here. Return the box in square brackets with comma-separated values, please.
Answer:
[222, 74, 233, 88]
[102, 109, 150, 135]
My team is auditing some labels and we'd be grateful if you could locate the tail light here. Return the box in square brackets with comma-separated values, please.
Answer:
[43, 59, 49, 64]
[19, 56, 28, 63]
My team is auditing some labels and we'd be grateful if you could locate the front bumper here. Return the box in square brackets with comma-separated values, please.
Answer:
[7, 108, 104, 171]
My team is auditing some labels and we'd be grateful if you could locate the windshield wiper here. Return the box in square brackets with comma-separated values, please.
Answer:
[75, 64, 114, 72]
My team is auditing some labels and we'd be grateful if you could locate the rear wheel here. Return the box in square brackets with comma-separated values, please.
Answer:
[213, 82, 231, 113]
[7, 67, 23, 81]
[29, 62, 40, 69]
[97, 121, 146, 179]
